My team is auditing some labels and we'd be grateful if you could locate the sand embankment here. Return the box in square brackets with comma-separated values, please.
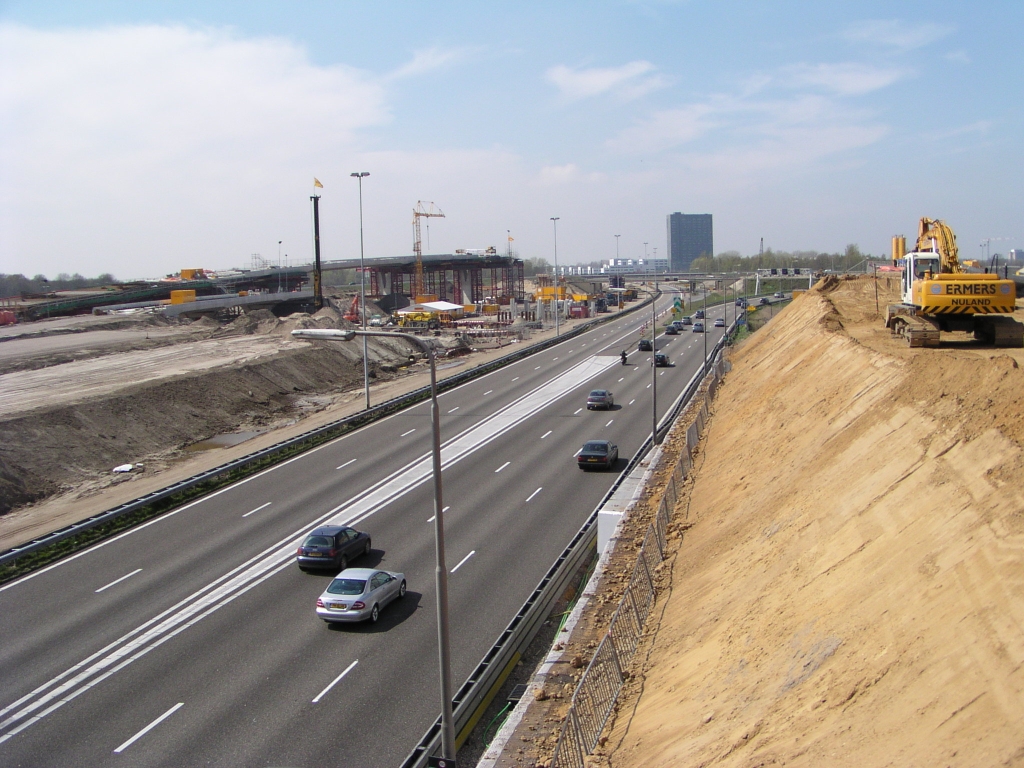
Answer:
[601, 276, 1024, 767]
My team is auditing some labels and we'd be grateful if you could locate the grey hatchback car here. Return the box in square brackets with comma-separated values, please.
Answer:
[316, 568, 407, 624]
[296, 525, 372, 572]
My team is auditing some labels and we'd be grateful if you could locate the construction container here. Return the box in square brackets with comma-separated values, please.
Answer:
[180, 269, 205, 280]
[170, 290, 197, 304]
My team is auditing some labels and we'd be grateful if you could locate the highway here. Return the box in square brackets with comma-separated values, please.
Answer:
[0, 289, 736, 767]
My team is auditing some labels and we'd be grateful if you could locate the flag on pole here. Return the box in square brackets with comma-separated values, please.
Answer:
[313, 178, 324, 188]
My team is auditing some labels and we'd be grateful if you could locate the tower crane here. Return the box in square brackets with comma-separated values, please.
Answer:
[413, 201, 445, 299]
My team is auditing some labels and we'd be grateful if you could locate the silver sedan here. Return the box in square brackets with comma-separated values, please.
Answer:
[316, 568, 407, 624]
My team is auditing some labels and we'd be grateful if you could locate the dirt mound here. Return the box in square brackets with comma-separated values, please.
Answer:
[597, 278, 1024, 767]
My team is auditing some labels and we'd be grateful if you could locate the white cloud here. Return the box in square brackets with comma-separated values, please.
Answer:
[607, 104, 716, 153]
[535, 163, 605, 186]
[545, 60, 667, 101]
[0, 23, 388, 278]
[781, 62, 908, 96]
[385, 47, 471, 81]
[923, 121, 991, 141]
[945, 50, 971, 64]
[842, 20, 954, 52]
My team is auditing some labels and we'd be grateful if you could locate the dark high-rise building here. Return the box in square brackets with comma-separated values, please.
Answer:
[666, 212, 713, 271]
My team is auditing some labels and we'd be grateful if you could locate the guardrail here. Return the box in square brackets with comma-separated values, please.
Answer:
[0, 297, 656, 576]
[400, 323, 731, 768]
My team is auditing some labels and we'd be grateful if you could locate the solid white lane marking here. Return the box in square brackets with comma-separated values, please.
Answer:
[629, 399, 636, 405]
[95, 569, 142, 594]
[605, 420, 614, 427]
[448, 407, 459, 414]
[0, 354, 622, 743]
[574, 408, 582, 415]
[400, 429, 416, 437]
[483, 390, 493, 395]
[242, 502, 272, 518]
[451, 551, 475, 573]
[541, 430, 552, 439]
[495, 461, 510, 473]
[113, 702, 183, 753]
[526, 487, 543, 502]
[312, 660, 358, 704]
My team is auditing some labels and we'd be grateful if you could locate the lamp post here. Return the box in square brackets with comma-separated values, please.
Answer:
[615, 234, 620, 262]
[290, 327, 456, 764]
[616, 286, 660, 446]
[351, 172, 371, 410]
[550, 217, 560, 336]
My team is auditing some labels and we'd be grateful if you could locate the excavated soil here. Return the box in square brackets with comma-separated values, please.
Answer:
[0, 307, 430, 516]
[590, 276, 1024, 767]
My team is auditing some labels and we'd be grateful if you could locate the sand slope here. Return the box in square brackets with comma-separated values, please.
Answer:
[603, 277, 1024, 767]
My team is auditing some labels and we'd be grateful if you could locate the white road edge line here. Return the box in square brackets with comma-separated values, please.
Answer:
[312, 660, 358, 704]
[540, 430, 552, 439]
[495, 461, 510, 473]
[525, 487, 543, 502]
[399, 429, 416, 437]
[95, 569, 142, 594]
[113, 702, 183, 753]
[242, 502, 272, 518]
[451, 551, 475, 573]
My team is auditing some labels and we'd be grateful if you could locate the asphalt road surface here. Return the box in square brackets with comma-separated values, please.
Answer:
[0, 291, 736, 768]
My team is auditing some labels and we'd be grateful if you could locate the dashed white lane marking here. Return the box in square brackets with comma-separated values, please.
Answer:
[660, 371, 665, 376]
[574, 408, 582, 415]
[534, 366, 541, 370]
[312, 660, 359, 704]
[495, 461, 510, 473]
[0, 354, 622, 744]
[511, 377, 519, 381]
[483, 390, 493, 396]
[427, 506, 449, 523]
[647, 383, 652, 388]
[113, 702, 184, 753]
[399, 429, 416, 437]
[526, 487, 543, 502]
[243, 502, 272, 518]
[541, 430, 552, 439]
[605, 420, 614, 427]
[618, 377, 624, 382]
[451, 551, 476, 573]
[95, 569, 142, 594]
[628, 399, 636, 405]
[448, 407, 459, 414]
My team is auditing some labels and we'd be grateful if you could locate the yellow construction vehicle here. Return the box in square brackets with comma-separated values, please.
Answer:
[885, 218, 1022, 347]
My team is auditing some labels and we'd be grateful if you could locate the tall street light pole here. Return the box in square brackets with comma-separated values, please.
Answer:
[550, 217, 560, 336]
[351, 172, 371, 410]
[615, 234, 620, 261]
[290, 327, 456, 763]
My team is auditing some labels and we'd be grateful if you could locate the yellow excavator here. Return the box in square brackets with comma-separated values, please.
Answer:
[885, 218, 1023, 347]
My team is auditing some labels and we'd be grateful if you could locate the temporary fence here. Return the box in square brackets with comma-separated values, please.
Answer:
[549, 357, 723, 768]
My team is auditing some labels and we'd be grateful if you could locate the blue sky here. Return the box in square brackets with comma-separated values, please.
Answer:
[1, 1, 1021, 279]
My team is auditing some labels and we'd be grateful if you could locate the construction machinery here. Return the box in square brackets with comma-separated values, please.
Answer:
[412, 201, 445, 300]
[885, 218, 1022, 347]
